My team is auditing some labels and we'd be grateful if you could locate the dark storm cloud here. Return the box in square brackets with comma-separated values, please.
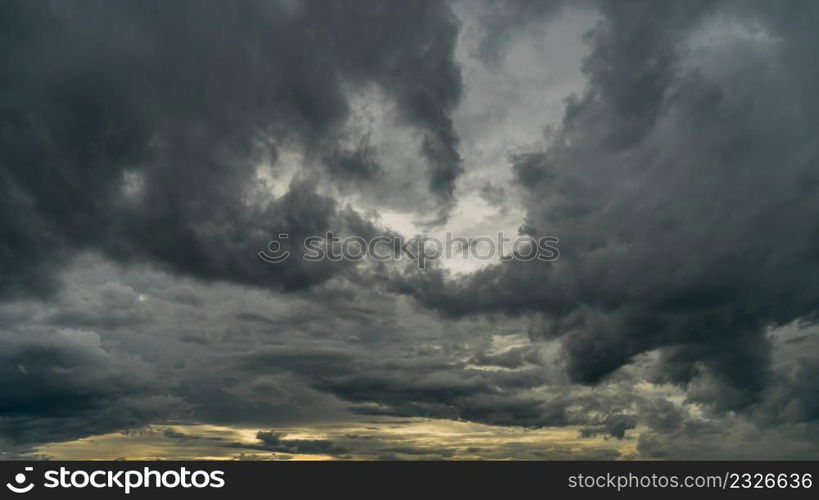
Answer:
[0, 0, 464, 299]
[398, 0, 819, 417]
[636, 413, 819, 460]
[2, 0, 819, 460]
[44, 281, 152, 330]
[301, 0, 464, 204]
[487, 442, 621, 460]
[322, 138, 383, 184]
[160, 427, 355, 458]
[245, 431, 350, 456]
[0, 326, 181, 445]
[478, 181, 509, 210]
[225, 342, 641, 430]
[580, 414, 636, 439]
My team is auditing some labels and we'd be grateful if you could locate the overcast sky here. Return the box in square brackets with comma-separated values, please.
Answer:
[1, 0, 818, 460]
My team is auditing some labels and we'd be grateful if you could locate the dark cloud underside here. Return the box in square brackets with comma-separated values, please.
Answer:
[0, 0, 463, 298]
[1, 0, 818, 459]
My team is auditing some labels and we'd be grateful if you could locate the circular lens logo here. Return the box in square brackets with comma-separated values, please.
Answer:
[6, 467, 35, 494]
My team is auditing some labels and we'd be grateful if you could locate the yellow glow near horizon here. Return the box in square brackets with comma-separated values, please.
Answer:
[29, 419, 636, 461]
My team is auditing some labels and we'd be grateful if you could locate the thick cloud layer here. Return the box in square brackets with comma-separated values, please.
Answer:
[1, 0, 818, 459]
[0, 326, 180, 446]
[400, 0, 819, 416]
[0, 0, 463, 299]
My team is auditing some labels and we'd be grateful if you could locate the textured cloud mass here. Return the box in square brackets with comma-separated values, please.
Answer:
[400, 0, 819, 415]
[1, 0, 819, 460]
[0, 0, 463, 299]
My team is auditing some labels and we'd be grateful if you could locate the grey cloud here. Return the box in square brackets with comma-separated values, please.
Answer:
[637, 416, 819, 460]
[322, 137, 383, 185]
[398, 0, 819, 420]
[469, 345, 540, 369]
[44, 281, 152, 330]
[478, 181, 509, 209]
[469, 0, 573, 66]
[0, 326, 182, 446]
[2, 0, 819, 461]
[245, 431, 350, 457]
[488, 442, 622, 460]
[580, 413, 637, 439]
[0, 0, 464, 299]
[225, 341, 643, 430]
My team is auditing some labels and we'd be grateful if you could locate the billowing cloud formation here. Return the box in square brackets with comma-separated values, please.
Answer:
[0, 326, 180, 446]
[0, 0, 463, 299]
[1, 0, 819, 460]
[401, 0, 819, 415]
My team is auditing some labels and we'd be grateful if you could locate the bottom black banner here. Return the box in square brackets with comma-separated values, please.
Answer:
[0, 461, 815, 499]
